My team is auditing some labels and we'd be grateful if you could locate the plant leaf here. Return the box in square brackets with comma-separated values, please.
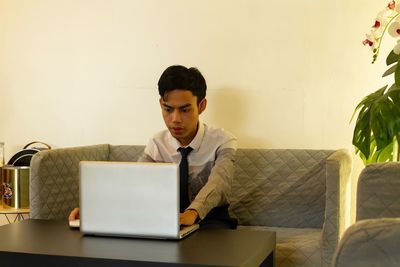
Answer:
[350, 85, 387, 123]
[352, 81, 400, 165]
[352, 103, 374, 158]
[368, 142, 393, 164]
[383, 63, 398, 77]
[396, 60, 400, 87]
[371, 100, 394, 150]
[352, 86, 389, 159]
[387, 50, 400, 65]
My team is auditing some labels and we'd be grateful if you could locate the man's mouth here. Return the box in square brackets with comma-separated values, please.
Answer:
[172, 127, 183, 134]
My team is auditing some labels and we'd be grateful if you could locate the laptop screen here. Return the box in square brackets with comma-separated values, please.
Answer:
[79, 161, 181, 239]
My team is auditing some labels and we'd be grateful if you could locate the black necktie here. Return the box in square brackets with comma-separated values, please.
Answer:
[178, 147, 193, 212]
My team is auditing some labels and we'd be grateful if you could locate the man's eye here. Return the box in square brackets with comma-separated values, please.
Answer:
[164, 107, 172, 113]
[181, 108, 189, 113]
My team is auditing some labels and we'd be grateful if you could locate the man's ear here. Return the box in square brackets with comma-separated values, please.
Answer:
[198, 98, 207, 114]
[159, 98, 163, 107]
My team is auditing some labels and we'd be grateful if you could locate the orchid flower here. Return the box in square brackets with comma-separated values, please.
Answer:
[388, 17, 400, 36]
[363, 1, 400, 62]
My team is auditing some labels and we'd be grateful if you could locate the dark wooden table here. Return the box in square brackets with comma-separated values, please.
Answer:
[0, 219, 275, 266]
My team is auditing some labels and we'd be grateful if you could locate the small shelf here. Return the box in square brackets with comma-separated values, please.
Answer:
[0, 207, 30, 223]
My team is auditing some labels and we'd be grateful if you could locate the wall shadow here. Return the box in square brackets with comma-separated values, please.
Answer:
[204, 87, 265, 148]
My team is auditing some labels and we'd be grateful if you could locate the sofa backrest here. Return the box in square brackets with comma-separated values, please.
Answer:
[356, 162, 400, 221]
[108, 145, 145, 161]
[30, 145, 335, 226]
[230, 149, 334, 228]
[109, 145, 334, 228]
[30, 144, 110, 219]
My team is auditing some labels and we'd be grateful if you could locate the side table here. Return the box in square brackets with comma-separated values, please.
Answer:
[0, 207, 30, 224]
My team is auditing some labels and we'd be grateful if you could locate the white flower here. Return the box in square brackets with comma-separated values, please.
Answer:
[363, 33, 378, 51]
[372, 18, 387, 37]
[363, 1, 400, 62]
[373, 9, 397, 36]
[389, 20, 400, 37]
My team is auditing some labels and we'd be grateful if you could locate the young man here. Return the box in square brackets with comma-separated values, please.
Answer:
[69, 65, 237, 228]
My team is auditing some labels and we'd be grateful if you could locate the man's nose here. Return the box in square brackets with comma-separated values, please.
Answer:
[172, 110, 182, 122]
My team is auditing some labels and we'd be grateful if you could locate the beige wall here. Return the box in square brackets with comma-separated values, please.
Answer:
[0, 1, 390, 224]
[0, 0, 388, 156]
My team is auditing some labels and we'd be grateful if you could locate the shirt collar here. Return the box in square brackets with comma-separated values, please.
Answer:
[187, 122, 204, 151]
[168, 122, 205, 152]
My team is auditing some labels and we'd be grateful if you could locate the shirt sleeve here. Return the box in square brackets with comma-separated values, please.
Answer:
[137, 152, 155, 162]
[187, 139, 237, 220]
[137, 138, 157, 162]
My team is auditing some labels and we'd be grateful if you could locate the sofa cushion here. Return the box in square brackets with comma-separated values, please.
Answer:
[230, 149, 334, 228]
[239, 226, 321, 267]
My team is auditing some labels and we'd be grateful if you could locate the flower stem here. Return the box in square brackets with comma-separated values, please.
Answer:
[374, 13, 400, 63]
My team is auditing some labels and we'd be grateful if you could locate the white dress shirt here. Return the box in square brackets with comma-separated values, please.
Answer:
[139, 122, 237, 219]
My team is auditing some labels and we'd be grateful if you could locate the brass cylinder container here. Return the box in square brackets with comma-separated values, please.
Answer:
[2, 166, 30, 209]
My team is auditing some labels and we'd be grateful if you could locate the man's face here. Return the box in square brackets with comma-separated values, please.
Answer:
[160, 89, 206, 146]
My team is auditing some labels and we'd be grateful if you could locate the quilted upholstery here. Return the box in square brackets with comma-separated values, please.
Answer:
[332, 162, 400, 266]
[332, 218, 400, 267]
[29, 144, 109, 219]
[321, 149, 352, 267]
[230, 149, 331, 228]
[29, 145, 353, 267]
[356, 162, 400, 221]
[230, 149, 352, 267]
[240, 226, 321, 267]
[108, 145, 145, 162]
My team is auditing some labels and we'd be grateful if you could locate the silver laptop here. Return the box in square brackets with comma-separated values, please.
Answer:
[77, 161, 199, 239]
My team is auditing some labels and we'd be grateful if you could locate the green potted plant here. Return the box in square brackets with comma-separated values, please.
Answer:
[353, 0, 400, 165]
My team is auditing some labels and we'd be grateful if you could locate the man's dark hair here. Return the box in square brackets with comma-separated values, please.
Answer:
[158, 65, 207, 104]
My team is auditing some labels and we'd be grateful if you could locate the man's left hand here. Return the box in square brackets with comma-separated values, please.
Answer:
[180, 209, 198, 225]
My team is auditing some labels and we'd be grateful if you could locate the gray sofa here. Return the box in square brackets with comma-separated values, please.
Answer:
[332, 162, 400, 267]
[29, 145, 353, 267]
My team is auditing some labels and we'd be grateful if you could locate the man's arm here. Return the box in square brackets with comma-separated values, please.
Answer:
[187, 144, 236, 220]
[137, 152, 155, 162]
[140, 148, 202, 226]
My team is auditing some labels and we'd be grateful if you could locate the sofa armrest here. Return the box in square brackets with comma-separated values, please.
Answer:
[332, 218, 400, 267]
[356, 162, 400, 221]
[29, 144, 110, 219]
[321, 149, 352, 267]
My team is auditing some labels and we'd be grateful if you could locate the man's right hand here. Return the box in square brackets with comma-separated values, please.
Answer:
[180, 209, 198, 226]
[69, 207, 80, 221]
